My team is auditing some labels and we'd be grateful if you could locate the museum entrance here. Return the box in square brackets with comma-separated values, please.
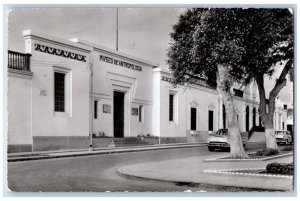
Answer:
[114, 91, 125, 138]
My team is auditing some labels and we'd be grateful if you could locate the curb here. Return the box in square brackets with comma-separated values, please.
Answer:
[203, 168, 293, 179]
[204, 152, 293, 162]
[8, 143, 207, 162]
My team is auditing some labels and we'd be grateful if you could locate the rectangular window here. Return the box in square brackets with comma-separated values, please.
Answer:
[233, 89, 244, 98]
[54, 72, 65, 112]
[94, 100, 98, 119]
[169, 94, 174, 121]
[139, 105, 143, 122]
[209, 110, 214, 131]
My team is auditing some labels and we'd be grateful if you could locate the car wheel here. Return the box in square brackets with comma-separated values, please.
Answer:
[208, 147, 214, 152]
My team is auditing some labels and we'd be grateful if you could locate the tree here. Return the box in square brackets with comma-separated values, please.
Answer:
[167, 8, 250, 158]
[167, 8, 293, 155]
[241, 9, 293, 150]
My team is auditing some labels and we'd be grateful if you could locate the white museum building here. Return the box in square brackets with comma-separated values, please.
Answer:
[7, 30, 293, 152]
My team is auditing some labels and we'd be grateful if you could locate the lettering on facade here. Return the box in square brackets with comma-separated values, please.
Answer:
[34, 44, 87, 62]
[131, 108, 139, 116]
[99, 55, 142, 72]
[103, 104, 111, 113]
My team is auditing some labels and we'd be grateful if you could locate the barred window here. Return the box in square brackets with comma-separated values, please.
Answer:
[54, 72, 65, 112]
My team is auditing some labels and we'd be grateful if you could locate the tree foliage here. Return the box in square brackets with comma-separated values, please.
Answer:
[167, 8, 293, 88]
[241, 9, 293, 82]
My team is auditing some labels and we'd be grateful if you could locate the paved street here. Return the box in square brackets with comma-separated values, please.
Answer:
[7, 143, 268, 192]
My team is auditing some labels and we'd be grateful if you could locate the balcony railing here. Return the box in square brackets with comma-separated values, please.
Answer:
[8, 50, 31, 71]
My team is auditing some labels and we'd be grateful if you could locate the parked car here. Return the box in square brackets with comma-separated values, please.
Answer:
[207, 129, 248, 152]
[275, 131, 292, 145]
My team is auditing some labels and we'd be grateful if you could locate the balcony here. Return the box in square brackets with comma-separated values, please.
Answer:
[8, 50, 31, 72]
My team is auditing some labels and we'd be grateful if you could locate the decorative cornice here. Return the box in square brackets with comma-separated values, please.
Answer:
[34, 43, 87, 62]
[161, 76, 174, 83]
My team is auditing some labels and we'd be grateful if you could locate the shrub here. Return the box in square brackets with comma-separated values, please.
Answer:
[138, 133, 154, 137]
[266, 162, 293, 175]
[98, 131, 106, 137]
[281, 146, 293, 151]
[92, 131, 108, 138]
[255, 149, 279, 156]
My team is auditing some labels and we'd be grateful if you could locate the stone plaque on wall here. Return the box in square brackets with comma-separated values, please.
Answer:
[132, 108, 138, 116]
[103, 104, 111, 113]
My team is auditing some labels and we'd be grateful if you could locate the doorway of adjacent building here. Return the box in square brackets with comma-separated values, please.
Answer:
[191, 108, 197, 130]
[114, 91, 125, 138]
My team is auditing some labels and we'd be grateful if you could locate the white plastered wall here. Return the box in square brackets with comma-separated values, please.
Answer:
[23, 30, 91, 138]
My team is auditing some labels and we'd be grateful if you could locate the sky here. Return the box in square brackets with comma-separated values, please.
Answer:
[6, 7, 293, 105]
[8, 7, 185, 66]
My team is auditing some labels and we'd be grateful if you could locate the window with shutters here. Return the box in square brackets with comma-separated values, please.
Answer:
[54, 72, 65, 112]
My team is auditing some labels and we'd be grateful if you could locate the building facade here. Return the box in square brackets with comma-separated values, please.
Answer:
[7, 30, 292, 152]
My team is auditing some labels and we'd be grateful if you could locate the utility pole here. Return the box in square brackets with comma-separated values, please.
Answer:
[116, 8, 119, 51]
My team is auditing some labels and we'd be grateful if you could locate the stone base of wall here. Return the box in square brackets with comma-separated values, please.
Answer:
[92, 137, 190, 147]
[10, 135, 208, 153]
[142, 137, 159, 144]
[8, 144, 32, 153]
[33, 136, 90, 151]
[160, 137, 187, 144]
[92, 138, 116, 148]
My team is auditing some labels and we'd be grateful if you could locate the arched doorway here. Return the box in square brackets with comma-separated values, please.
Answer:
[252, 107, 256, 127]
[246, 106, 249, 131]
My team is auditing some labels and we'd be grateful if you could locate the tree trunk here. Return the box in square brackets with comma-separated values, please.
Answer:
[255, 60, 289, 151]
[255, 75, 267, 126]
[217, 64, 248, 158]
[264, 121, 278, 150]
[255, 76, 279, 150]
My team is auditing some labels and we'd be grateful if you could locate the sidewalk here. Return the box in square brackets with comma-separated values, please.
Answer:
[7, 142, 207, 162]
[118, 152, 293, 191]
